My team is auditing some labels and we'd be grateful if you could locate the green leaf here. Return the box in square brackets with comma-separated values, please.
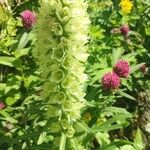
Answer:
[6, 94, 21, 106]
[102, 144, 119, 150]
[145, 27, 150, 36]
[102, 140, 134, 150]
[103, 107, 131, 115]
[90, 25, 104, 39]
[24, 75, 40, 88]
[37, 132, 53, 145]
[0, 56, 16, 67]
[74, 121, 94, 134]
[5, 84, 20, 94]
[122, 54, 136, 62]
[134, 128, 144, 150]
[120, 145, 135, 150]
[0, 83, 6, 91]
[4, 39, 18, 47]
[130, 63, 145, 74]
[17, 32, 29, 50]
[67, 139, 78, 150]
[121, 79, 132, 91]
[95, 132, 110, 145]
[29, 144, 54, 150]
[92, 113, 132, 132]
[14, 48, 29, 58]
[0, 6, 7, 24]
[0, 110, 18, 123]
[117, 90, 136, 101]
[10, 132, 43, 145]
[93, 124, 124, 132]
[112, 48, 124, 65]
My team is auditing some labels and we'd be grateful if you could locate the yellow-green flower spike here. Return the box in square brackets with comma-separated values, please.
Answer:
[33, 0, 90, 148]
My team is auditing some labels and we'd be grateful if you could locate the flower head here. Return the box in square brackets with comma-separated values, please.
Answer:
[120, 0, 133, 14]
[120, 25, 130, 36]
[102, 72, 121, 90]
[113, 60, 130, 78]
[0, 0, 5, 5]
[0, 101, 5, 110]
[140, 64, 148, 74]
[21, 10, 36, 29]
[4, 122, 14, 132]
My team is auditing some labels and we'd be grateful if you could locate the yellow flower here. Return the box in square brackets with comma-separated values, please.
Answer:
[120, 0, 133, 14]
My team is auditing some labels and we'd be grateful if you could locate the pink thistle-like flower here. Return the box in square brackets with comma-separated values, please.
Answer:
[0, 102, 5, 110]
[21, 10, 36, 29]
[101, 72, 121, 90]
[140, 64, 148, 74]
[120, 25, 130, 36]
[113, 60, 130, 78]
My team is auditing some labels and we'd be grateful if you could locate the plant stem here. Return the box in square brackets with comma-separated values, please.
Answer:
[59, 133, 67, 150]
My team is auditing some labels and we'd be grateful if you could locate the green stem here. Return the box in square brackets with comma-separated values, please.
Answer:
[59, 133, 67, 150]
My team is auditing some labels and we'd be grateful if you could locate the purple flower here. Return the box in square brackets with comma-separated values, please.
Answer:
[101, 72, 121, 90]
[0, 102, 5, 110]
[21, 10, 36, 29]
[120, 25, 130, 36]
[113, 60, 130, 78]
